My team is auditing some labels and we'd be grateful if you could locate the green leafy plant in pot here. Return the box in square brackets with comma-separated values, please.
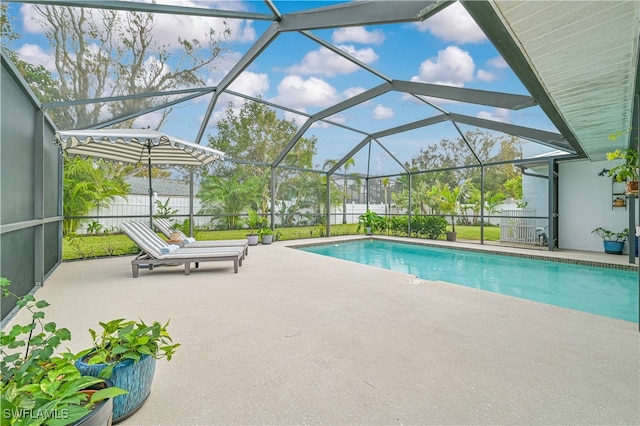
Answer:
[244, 208, 263, 246]
[75, 318, 179, 423]
[259, 225, 274, 245]
[0, 278, 127, 426]
[428, 182, 463, 241]
[357, 210, 381, 235]
[592, 227, 628, 254]
[607, 128, 638, 195]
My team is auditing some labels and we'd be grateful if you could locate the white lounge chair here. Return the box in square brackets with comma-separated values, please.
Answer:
[152, 218, 249, 255]
[121, 222, 245, 277]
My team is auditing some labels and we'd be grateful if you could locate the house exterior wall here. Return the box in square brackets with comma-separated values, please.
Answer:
[558, 159, 635, 253]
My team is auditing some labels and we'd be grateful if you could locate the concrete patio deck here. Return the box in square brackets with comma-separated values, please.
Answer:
[6, 236, 640, 425]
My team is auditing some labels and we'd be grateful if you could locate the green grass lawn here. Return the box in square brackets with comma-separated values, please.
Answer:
[62, 224, 501, 260]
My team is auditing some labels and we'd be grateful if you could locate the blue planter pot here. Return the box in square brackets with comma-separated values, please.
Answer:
[603, 241, 624, 254]
[76, 355, 156, 424]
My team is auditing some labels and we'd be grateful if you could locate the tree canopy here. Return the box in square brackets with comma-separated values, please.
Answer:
[202, 101, 319, 223]
[30, 5, 230, 130]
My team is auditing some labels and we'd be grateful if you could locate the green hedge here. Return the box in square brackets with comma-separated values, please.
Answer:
[62, 221, 501, 260]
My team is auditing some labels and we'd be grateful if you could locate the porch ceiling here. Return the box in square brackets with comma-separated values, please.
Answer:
[467, 0, 640, 161]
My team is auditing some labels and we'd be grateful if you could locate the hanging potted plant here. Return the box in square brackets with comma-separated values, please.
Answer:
[0, 278, 127, 426]
[591, 227, 628, 254]
[607, 148, 638, 195]
[606, 129, 638, 196]
[75, 318, 180, 423]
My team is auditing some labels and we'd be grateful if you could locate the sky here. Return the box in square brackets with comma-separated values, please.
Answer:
[6, 0, 562, 176]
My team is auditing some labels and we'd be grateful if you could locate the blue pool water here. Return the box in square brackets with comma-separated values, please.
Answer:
[300, 240, 639, 322]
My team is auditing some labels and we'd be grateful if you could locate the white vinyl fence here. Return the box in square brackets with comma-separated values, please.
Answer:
[500, 209, 537, 243]
[79, 197, 394, 234]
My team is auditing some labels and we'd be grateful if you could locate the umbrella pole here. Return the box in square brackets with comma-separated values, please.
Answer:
[148, 146, 153, 228]
[189, 168, 194, 237]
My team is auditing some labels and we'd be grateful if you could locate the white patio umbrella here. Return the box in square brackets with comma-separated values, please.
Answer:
[54, 129, 224, 226]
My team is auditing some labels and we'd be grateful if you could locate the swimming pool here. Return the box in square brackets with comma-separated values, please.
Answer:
[299, 240, 639, 322]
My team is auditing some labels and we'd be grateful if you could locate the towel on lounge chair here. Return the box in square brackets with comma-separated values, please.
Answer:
[121, 222, 246, 278]
[152, 218, 249, 255]
[160, 244, 180, 254]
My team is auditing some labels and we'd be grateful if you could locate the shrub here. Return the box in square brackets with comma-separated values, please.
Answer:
[389, 215, 408, 235]
[412, 215, 448, 239]
[357, 210, 385, 233]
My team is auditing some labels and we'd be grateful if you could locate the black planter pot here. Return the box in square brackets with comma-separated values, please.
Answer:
[72, 380, 114, 426]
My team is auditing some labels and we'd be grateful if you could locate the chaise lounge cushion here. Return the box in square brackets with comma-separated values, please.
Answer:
[120, 222, 245, 277]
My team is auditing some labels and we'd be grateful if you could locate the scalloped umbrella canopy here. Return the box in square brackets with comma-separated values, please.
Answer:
[54, 129, 225, 226]
[54, 129, 224, 165]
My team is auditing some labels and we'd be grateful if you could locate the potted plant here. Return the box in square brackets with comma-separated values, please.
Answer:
[607, 148, 638, 195]
[428, 183, 463, 241]
[0, 278, 127, 426]
[592, 227, 628, 254]
[357, 210, 380, 235]
[244, 208, 262, 246]
[259, 225, 274, 245]
[75, 318, 180, 423]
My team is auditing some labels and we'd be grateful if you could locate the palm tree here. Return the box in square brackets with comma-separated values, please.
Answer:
[63, 157, 130, 235]
[323, 157, 359, 224]
[428, 182, 464, 233]
[485, 191, 506, 216]
[464, 183, 482, 225]
[197, 173, 262, 229]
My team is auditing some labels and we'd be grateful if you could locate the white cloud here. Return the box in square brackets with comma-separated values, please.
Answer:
[332, 27, 385, 45]
[477, 108, 510, 123]
[136, 56, 172, 86]
[487, 56, 508, 69]
[20, 2, 256, 51]
[373, 104, 394, 119]
[411, 46, 475, 87]
[343, 86, 376, 107]
[20, 4, 42, 33]
[476, 69, 496, 82]
[132, 111, 165, 129]
[205, 50, 245, 86]
[271, 75, 340, 110]
[227, 71, 270, 97]
[206, 72, 269, 126]
[284, 111, 309, 128]
[343, 86, 367, 98]
[413, 1, 486, 44]
[323, 113, 347, 125]
[15, 44, 56, 72]
[286, 45, 378, 77]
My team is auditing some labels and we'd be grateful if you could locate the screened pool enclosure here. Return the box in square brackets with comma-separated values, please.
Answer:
[1, 1, 639, 320]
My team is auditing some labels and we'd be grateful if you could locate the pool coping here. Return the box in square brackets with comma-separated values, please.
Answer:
[289, 236, 640, 272]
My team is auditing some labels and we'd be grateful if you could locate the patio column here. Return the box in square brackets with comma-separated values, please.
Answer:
[270, 166, 275, 230]
[326, 172, 331, 237]
[408, 173, 412, 237]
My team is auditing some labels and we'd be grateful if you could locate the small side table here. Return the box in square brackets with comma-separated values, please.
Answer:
[166, 240, 185, 247]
